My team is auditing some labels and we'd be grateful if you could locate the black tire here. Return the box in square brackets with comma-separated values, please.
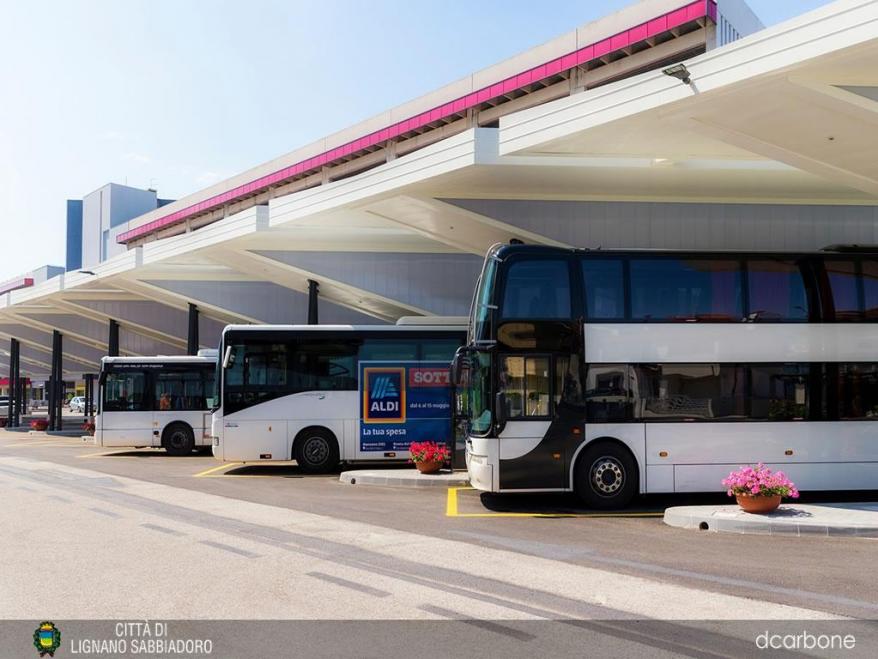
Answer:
[294, 428, 340, 474]
[163, 422, 195, 456]
[574, 441, 637, 510]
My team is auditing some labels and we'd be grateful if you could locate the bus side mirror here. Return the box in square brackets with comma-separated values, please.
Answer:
[495, 392, 507, 425]
[450, 347, 469, 387]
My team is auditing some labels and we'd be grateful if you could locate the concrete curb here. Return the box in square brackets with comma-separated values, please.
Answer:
[664, 503, 878, 537]
[340, 469, 470, 488]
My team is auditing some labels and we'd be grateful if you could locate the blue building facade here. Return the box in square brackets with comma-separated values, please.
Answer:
[65, 199, 83, 271]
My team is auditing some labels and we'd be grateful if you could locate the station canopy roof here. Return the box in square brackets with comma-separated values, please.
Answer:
[1, 0, 877, 378]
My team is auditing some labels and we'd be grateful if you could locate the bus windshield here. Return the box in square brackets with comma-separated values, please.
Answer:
[210, 341, 223, 410]
[470, 256, 497, 344]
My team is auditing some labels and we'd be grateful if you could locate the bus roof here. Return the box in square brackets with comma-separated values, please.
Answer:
[488, 243, 878, 259]
[221, 324, 466, 335]
[100, 354, 217, 365]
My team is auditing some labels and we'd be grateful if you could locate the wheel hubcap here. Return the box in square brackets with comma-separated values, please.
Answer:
[170, 432, 186, 449]
[590, 457, 625, 496]
[303, 437, 328, 464]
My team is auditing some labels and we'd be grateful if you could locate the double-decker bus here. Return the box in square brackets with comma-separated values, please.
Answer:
[97, 351, 217, 455]
[210, 319, 466, 473]
[455, 243, 878, 508]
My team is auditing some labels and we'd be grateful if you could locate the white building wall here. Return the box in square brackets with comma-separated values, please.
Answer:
[81, 183, 160, 269]
[716, 0, 764, 46]
[446, 199, 878, 252]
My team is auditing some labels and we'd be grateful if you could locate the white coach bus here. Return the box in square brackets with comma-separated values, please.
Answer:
[455, 243, 878, 508]
[96, 351, 217, 455]
[210, 320, 466, 473]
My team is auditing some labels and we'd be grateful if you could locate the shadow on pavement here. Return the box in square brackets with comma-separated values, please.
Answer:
[476, 490, 878, 515]
[95, 450, 204, 458]
[220, 464, 340, 478]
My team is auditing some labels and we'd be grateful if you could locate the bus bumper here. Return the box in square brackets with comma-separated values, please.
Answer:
[467, 451, 493, 492]
[211, 435, 223, 462]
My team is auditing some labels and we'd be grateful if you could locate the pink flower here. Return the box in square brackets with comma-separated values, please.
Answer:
[722, 463, 799, 500]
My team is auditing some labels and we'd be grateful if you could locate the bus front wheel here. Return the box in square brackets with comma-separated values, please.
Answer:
[574, 441, 637, 510]
[294, 428, 340, 474]
[163, 423, 195, 456]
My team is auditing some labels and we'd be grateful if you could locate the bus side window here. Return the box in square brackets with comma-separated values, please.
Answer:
[584, 365, 631, 422]
[554, 356, 583, 409]
[500, 355, 551, 418]
[501, 259, 571, 319]
[104, 371, 148, 412]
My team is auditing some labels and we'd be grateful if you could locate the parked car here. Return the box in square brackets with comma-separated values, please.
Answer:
[68, 396, 86, 413]
[0, 395, 8, 416]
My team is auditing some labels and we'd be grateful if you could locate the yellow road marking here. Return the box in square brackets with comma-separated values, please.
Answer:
[446, 486, 459, 516]
[193, 462, 242, 478]
[445, 487, 663, 519]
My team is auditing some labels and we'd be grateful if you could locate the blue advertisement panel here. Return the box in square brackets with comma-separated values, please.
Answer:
[359, 360, 452, 453]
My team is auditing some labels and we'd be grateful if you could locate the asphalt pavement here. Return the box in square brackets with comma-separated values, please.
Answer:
[0, 429, 876, 656]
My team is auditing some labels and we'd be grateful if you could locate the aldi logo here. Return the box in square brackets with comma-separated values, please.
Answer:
[363, 367, 406, 423]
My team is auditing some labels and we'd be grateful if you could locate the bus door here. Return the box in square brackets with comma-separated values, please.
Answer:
[451, 360, 469, 471]
[495, 354, 567, 489]
[98, 368, 152, 446]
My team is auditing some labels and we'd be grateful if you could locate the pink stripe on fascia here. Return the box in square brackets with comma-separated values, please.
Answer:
[611, 33, 628, 51]
[668, 7, 688, 25]
[593, 38, 612, 58]
[629, 23, 648, 42]
[119, 1, 711, 243]
[647, 16, 667, 37]
[545, 57, 564, 77]
[574, 45, 594, 66]
[0, 277, 35, 294]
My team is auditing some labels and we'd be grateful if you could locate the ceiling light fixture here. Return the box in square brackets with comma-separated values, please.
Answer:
[662, 63, 691, 85]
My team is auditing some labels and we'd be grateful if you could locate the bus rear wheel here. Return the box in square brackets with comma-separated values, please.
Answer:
[163, 423, 195, 456]
[294, 428, 339, 474]
[574, 442, 637, 510]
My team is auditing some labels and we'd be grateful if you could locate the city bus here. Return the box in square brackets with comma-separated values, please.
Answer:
[455, 243, 878, 508]
[210, 319, 466, 473]
[97, 351, 217, 455]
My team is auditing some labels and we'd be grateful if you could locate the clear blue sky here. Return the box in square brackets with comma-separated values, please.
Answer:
[0, 0, 833, 281]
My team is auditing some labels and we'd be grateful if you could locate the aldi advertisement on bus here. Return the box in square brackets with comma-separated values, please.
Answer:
[359, 362, 453, 452]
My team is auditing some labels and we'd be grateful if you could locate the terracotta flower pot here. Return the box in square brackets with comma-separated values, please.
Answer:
[415, 460, 444, 474]
[736, 494, 781, 514]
